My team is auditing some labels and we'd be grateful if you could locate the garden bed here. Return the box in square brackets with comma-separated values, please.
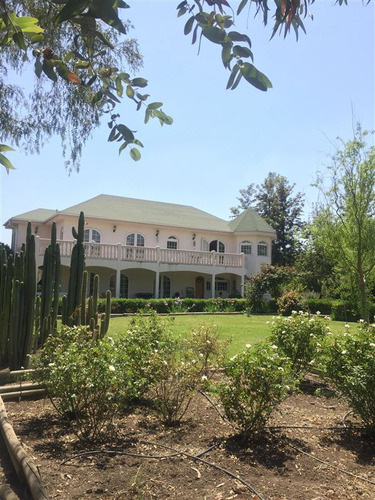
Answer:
[1, 375, 374, 500]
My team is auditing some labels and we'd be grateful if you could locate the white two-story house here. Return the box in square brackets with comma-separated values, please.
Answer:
[4, 195, 276, 299]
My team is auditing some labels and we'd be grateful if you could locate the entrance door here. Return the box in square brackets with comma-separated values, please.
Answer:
[195, 276, 204, 298]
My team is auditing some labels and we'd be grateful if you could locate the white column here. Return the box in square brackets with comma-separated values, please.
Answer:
[115, 243, 121, 298]
[155, 270, 160, 299]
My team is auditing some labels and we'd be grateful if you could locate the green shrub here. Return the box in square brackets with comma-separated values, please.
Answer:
[113, 312, 176, 401]
[219, 343, 294, 437]
[323, 323, 375, 433]
[269, 312, 328, 377]
[32, 326, 122, 441]
[305, 298, 333, 316]
[277, 290, 305, 316]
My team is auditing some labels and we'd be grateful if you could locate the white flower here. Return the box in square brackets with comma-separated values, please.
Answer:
[201, 375, 208, 381]
[341, 350, 347, 355]
[316, 311, 321, 316]
[246, 344, 251, 349]
[163, 360, 168, 365]
[344, 324, 350, 328]
[369, 343, 375, 348]
[109, 365, 115, 372]
[271, 345, 278, 350]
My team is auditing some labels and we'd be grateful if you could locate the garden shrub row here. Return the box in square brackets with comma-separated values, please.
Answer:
[97, 297, 247, 314]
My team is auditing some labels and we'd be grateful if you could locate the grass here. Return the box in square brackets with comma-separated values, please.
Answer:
[108, 313, 348, 357]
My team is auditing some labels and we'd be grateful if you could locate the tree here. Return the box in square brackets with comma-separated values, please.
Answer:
[315, 124, 375, 321]
[231, 172, 305, 265]
[0, 0, 360, 172]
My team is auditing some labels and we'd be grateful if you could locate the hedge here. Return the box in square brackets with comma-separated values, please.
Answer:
[97, 297, 247, 314]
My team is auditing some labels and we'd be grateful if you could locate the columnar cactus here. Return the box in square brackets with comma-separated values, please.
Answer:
[65, 211, 85, 326]
[40, 222, 61, 345]
[0, 223, 36, 370]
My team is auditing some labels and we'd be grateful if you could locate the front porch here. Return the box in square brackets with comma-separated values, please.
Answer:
[36, 239, 246, 299]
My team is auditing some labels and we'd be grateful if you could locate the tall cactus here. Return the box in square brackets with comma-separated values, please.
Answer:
[0, 223, 36, 370]
[62, 212, 111, 336]
[40, 222, 61, 345]
[66, 211, 85, 326]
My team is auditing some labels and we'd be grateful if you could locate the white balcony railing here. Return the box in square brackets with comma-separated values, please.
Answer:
[37, 239, 243, 268]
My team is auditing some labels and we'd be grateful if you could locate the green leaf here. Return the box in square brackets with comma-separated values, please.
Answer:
[12, 31, 26, 50]
[92, 90, 103, 104]
[130, 148, 141, 161]
[147, 102, 163, 110]
[117, 124, 135, 142]
[95, 30, 115, 49]
[54, 0, 91, 25]
[202, 27, 225, 44]
[237, 0, 249, 15]
[233, 45, 252, 59]
[0, 145, 15, 153]
[240, 62, 272, 91]
[226, 65, 240, 90]
[177, 7, 187, 17]
[90, 0, 127, 34]
[221, 43, 232, 67]
[42, 59, 58, 82]
[116, 77, 123, 97]
[131, 77, 148, 88]
[0, 153, 15, 173]
[108, 126, 119, 142]
[126, 85, 135, 99]
[30, 34, 44, 43]
[118, 141, 128, 155]
[34, 56, 43, 78]
[184, 16, 195, 35]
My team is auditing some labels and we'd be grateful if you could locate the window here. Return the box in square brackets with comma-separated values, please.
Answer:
[167, 236, 178, 250]
[257, 242, 268, 256]
[160, 276, 171, 298]
[201, 239, 209, 251]
[126, 233, 145, 247]
[84, 228, 101, 243]
[209, 240, 225, 252]
[241, 241, 252, 254]
[206, 279, 228, 292]
[109, 273, 129, 298]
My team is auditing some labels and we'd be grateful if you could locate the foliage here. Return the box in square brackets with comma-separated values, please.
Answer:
[245, 264, 295, 313]
[323, 322, 375, 433]
[183, 323, 229, 378]
[314, 125, 375, 321]
[0, 224, 36, 370]
[0, 0, 171, 172]
[269, 312, 328, 376]
[32, 325, 122, 441]
[103, 297, 247, 314]
[219, 342, 294, 436]
[112, 312, 177, 402]
[231, 172, 305, 265]
[277, 290, 305, 316]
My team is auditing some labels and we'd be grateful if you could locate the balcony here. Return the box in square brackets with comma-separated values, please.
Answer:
[37, 239, 244, 269]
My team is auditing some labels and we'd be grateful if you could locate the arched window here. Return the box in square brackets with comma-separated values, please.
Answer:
[167, 236, 178, 250]
[257, 241, 268, 256]
[109, 273, 129, 298]
[126, 233, 145, 247]
[209, 240, 225, 253]
[240, 241, 252, 255]
[84, 228, 101, 243]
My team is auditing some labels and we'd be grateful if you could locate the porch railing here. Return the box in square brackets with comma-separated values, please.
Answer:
[37, 239, 243, 268]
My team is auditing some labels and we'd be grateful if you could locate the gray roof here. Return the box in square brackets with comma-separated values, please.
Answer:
[6, 195, 275, 235]
[228, 208, 275, 234]
[5, 209, 57, 225]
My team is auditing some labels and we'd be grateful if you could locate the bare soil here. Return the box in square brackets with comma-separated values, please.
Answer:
[1, 375, 375, 500]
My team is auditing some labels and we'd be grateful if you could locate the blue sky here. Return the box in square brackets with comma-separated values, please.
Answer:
[1, 0, 374, 245]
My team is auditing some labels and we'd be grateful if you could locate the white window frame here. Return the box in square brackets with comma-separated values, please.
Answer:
[240, 241, 252, 255]
[167, 236, 178, 250]
[257, 241, 268, 257]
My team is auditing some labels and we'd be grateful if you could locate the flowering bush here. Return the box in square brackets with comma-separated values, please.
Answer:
[113, 312, 176, 401]
[219, 343, 295, 436]
[323, 323, 375, 433]
[277, 290, 305, 316]
[269, 312, 328, 377]
[32, 326, 122, 441]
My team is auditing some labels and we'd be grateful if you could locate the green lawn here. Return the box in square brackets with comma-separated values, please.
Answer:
[108, 313, 348, 356]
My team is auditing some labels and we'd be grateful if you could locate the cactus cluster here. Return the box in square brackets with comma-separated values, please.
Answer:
[61, 211, 110, 338]
[0, 223, 36, 370]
